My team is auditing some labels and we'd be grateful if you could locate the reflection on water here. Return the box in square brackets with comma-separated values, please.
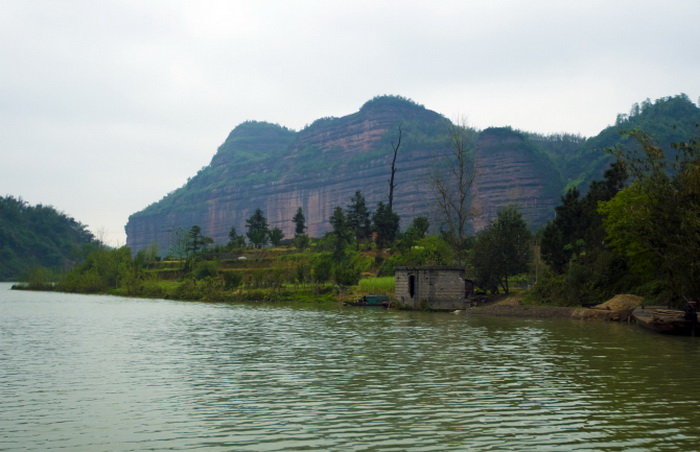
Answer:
[1, 283, 699, 451]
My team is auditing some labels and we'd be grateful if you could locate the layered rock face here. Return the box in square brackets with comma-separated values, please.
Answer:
[125, 97, 564, 253]
[471, 128, 562, 231]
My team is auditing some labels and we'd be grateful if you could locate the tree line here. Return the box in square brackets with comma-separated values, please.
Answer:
[532, 126, 700, 307]
[16, 108, 698, 308]
[13, 119, 535, 300]
[0, 196, 99, 280]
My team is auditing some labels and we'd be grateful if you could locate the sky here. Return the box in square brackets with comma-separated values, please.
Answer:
[2, 0, 699, 247]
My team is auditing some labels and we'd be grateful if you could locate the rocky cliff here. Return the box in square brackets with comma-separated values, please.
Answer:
[126, 93, 700, 254]
[471, 127, 562, 231]
[125, 96, 566, 253]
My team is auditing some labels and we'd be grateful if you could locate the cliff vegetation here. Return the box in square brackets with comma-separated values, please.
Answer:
[126, 95, 700, 256]
[11, 94, 700, 311]
[16, 117, 700, 311]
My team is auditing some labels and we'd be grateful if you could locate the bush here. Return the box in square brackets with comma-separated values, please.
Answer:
[221, 270, 242, 289]
[311, 253, 333, 283]
[193, 260, 219, 280]
[172, 278, 201, 300]
[57, 268, 107, 293]
[20, 266, 56, 290]
[139, 281, 166, 298]
[333, 264, 360, 286]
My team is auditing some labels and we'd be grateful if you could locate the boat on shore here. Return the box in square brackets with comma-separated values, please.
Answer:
[344, 294, 391, 308]
[632, 305, 699, 336]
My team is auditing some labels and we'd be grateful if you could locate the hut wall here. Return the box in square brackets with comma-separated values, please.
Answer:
[394, 266, 467, 310]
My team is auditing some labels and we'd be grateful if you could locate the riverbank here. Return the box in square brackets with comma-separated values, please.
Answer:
[12, 278, 644, 320]
[469, 293, 643, 321]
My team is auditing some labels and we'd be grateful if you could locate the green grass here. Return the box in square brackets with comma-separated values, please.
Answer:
[358, 276, 395, 293]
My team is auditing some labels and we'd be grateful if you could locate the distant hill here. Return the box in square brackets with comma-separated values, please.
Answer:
[0, 196, 99, 280]
[125, 94, 700, 254]
[539, 93, 700, 191]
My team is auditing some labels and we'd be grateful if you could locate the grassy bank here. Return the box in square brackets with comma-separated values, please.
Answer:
[14, 245, 398, 306]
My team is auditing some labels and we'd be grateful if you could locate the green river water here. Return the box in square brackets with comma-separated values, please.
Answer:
[1, 283, 699, 451]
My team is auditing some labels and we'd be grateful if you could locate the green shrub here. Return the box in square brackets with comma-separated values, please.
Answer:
[311, 253, 333, 283]
[20, 266, 56, 290]
[221, 270, 242, 289]
[333, 264, 360, 286]
[172, 278, 201, 300]
[193, 260, 219, 280]
[57, 268, 107, 293]
[140, 281, 166, 298]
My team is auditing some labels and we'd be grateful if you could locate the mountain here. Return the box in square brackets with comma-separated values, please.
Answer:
[125, 94, 700, 254]
[471, 127, 564, 231]
[0, 196, 99, 280]
[531, 94, 700, 191]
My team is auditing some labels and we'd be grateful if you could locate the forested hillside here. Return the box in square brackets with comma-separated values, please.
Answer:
[126, 96, 563, 253]
[553, 94, 700, 190]
[0, 196, 99, 280]
[126, 94, 700, 255]
[12, 96, 699, 308]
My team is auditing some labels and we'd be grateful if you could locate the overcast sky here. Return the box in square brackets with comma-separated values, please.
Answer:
[2, 0, 699, 247]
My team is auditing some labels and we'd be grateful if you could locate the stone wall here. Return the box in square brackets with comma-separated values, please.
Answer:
[395, 266, 468, 311]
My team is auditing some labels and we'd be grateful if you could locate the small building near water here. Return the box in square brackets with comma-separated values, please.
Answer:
[394, 266, 472, 310]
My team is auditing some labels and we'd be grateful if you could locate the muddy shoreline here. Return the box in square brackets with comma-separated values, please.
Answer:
[466, 293, 643, 321]
[470, 303, 578, 318]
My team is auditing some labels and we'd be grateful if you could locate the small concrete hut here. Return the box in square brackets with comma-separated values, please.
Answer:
[394, 266, 471, 310]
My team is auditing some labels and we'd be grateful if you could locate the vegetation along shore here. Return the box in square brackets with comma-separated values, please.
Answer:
[5, 95, 700, 322]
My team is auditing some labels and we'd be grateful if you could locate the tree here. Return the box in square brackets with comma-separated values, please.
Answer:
[269, 227, 284, 246]
[186, 225, 213, 255]
[246, 209, 270, 248]
[169, 227, 188, 259]
[56, 246, 136, 293]
[168, 226, 212, 261]
[388, 125, 402, 211]
[429, 119, 478, 261]
[540, 187, 584, 274]
[0, 195, 99, 280]
[532, 161, 629, 305]
[598, 183, 654, 272]
[329, 205, 352, 258]
[578, 161, 628, 250]
[346, 191, 372, 245]
[227, 226, 246, 249]
[598, 128, 700, 303]
[293, 233, 310, 250]
[134, 242, 159, 272]
[372, 201, 400, 250]
[292, 207, 306, 236]
[540, 161, 628, 275]
[172, 225, 213, 273]
[292, 206, 309, 250]
[405, 215, 429, 239]
[397, 215, 430, 252]
[472, 205, 532, 294]
[399, 235, 454, 267]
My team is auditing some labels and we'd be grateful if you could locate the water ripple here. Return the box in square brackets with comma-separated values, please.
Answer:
[1, 285, 700, 450]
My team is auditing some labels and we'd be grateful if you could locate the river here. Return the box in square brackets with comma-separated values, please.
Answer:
[1, 282, 699, 451]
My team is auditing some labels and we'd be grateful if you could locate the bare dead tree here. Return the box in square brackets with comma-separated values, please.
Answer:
[388, 125, 402, 211]
[429, 119, 478, 261]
